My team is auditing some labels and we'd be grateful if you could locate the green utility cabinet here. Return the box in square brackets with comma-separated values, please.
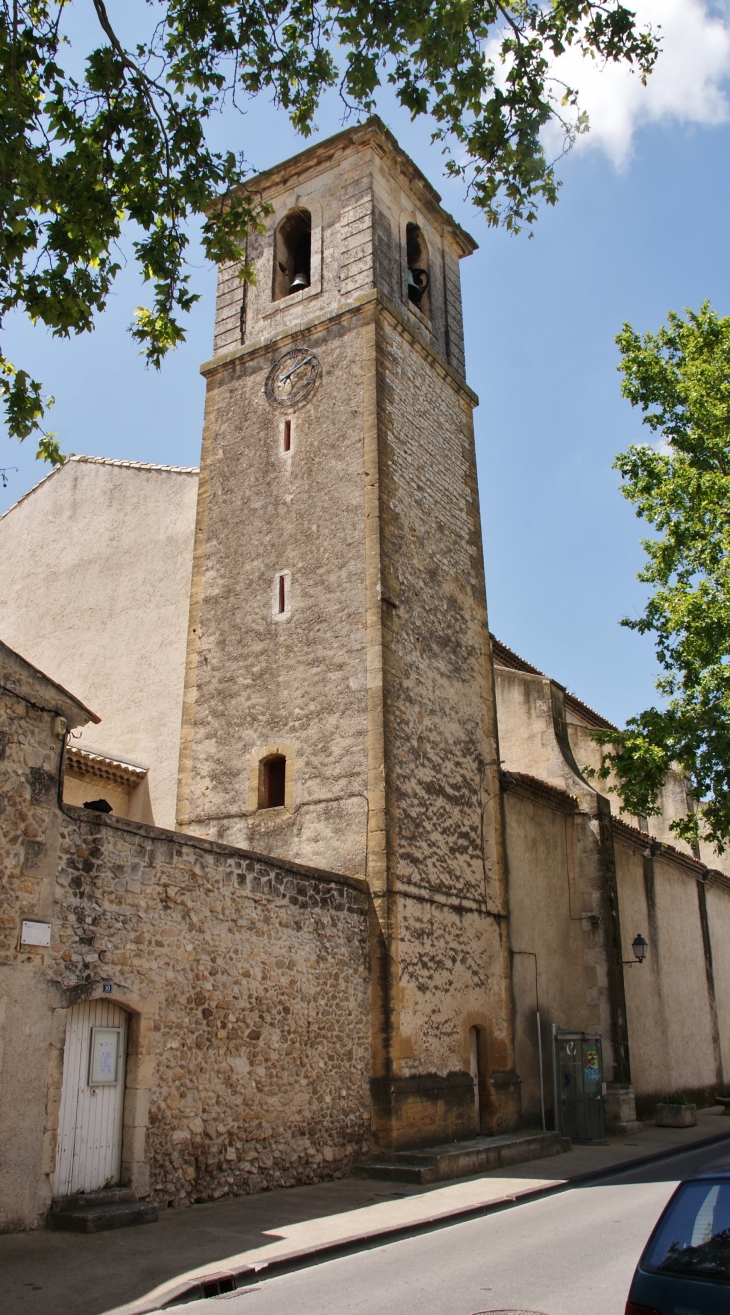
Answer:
[551, 1028, 605, 1142]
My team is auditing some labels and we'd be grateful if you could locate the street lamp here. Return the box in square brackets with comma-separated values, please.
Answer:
[623, 933, 648, 966]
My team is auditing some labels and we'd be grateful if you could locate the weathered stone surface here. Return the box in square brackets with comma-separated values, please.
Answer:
[52, 811, 371, 1207]
[0, 649, 370, 1229]
[179, 117, 516, 1153]
[655, 1103, 697, 1128]
[6, 119, 730, 1235]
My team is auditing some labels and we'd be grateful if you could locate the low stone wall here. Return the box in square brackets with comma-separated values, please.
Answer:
[56, 811, 372, 1205]
[0, 649, 371, 1228]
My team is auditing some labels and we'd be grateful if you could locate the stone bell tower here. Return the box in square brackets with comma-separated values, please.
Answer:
[177, 117, 519, 1150]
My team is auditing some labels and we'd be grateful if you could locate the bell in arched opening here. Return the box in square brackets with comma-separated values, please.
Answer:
[273, 209, 312, 301]
[406, 222, 431, 318]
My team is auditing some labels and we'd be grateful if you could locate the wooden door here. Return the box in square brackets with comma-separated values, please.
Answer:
[52, 1000, 128, 1197]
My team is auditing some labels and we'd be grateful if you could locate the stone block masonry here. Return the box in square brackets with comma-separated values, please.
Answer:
[0, 644, 371, 1228]
[184, 117, 516, 1154]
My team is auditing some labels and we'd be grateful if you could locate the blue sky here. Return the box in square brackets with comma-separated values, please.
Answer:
[2, 1, 730, 726]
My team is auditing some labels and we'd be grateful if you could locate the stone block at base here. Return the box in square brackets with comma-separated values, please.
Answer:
[606, 1120, 644, 1136]
[355, 1129, 569, 1185]
[655, 1103, 697, 1128]
[48, 1188, 159, 1233]
[604, 1081, 642, 1137]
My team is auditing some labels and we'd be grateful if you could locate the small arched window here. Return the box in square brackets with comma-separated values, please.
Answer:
[273, 209, 312, 301]
[406, 222, 431, 319]
[259, 754, 286, 809]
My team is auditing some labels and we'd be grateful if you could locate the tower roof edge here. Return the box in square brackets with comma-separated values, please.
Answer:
[247, 115, 478, 258]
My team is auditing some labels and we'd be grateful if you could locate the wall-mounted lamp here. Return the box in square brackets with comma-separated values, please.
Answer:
[623, 933, 648, 966]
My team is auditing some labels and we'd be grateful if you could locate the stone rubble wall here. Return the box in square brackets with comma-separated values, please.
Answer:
[0, 657, 371, 1226]
[55, 811, 372, 1205]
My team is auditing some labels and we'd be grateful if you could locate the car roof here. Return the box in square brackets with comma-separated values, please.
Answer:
[688, 1161, 730, 1179]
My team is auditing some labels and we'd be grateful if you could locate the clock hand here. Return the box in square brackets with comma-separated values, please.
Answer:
[279, 354, 314, 385]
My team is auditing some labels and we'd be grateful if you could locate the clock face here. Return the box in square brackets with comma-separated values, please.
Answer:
[264, 347, 321, 410]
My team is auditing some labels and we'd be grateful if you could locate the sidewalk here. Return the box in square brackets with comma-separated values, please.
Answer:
[3, 1108, 729, 1315]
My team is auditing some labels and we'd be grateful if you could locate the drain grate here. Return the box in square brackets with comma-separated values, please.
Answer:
[163, 1271, 252, 1305]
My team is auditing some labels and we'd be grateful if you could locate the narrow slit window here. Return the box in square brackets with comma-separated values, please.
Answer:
[260, 755, 286, 809]
[283, 420, 292, 453]
[273, 570, 291, 619]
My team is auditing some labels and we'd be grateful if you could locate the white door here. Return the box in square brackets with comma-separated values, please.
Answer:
[52, 999, 128, 1197]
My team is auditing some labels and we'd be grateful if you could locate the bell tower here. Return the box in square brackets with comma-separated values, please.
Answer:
[177, 117, 519, 1149]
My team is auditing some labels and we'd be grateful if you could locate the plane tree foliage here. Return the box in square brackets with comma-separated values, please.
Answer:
[0, 1, 657, 462]
[592, 303, 730, 853]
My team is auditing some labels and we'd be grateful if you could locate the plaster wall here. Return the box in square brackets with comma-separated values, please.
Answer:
[698, 836, 730, 878]
[63, 772, 131, 816]
[498, 663, 703, 854]
[613, 831, 725, 1111]
[565, 691, 730, 880]
[495, 666, 586, 798]
[706, 879, 730, 1082]
[566, 720, 623, 802]
[506, 779, 730, 1124]
[504, 783, 614, 1125]
[0, 651, 371, 1230]
[0, 457, 198, 830]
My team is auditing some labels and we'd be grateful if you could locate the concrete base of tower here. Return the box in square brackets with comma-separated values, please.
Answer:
[369, 1069, 522, 1154]
[370, 1074, 476, 1153]
[487, 1069, 523, 1133]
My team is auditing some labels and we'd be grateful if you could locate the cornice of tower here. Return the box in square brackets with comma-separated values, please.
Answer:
[200, 286, 480, 408]
[246, 115, 478, 259]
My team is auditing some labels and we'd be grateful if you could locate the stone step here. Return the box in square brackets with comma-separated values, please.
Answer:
[354, 1130, 570, 1186]
[51, 1187, 136, 1212]
[356, 1162, 432, 1185]
[48, 1200, 158, 1233]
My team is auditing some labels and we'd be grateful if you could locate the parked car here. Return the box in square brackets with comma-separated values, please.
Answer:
[627, 1164, 730, 1314]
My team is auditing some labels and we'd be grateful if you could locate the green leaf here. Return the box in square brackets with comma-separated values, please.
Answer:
[0, 2, 658, 457]
[595, 303, 730, 853]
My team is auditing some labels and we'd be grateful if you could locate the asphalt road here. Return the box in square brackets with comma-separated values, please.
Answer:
[186, 1140, 730, 1315]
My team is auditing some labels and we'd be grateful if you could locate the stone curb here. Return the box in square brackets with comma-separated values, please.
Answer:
[555, 1127, 730, 1191]
[106, 1127, 730, 1315]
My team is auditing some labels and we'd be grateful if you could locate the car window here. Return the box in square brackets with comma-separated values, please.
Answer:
[643, 1180, 730, 1282]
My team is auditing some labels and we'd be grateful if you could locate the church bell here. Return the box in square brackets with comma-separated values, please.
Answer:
[407, 266, 429, 306]
[289, 271, 310, 294]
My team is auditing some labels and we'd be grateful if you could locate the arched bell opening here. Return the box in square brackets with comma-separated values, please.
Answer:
[273, 209, 312, 301]
[406, 222, 431, 319]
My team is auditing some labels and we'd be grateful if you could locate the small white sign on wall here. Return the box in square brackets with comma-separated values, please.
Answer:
[89, 1027, 122, 1086]
[20, 920, 51, 947]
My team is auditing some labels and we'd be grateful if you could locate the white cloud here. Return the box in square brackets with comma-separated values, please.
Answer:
[543, 0, 730, 167]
